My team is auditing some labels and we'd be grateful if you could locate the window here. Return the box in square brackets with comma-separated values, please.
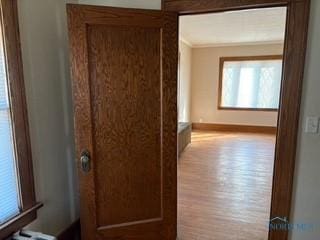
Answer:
[0, 23, 20, 224]
[218, 56, 283, 111]
[0, 1, 41, 238]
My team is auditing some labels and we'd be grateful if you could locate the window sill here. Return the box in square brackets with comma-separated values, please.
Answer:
[0, 202, 43, 239]
[218, 107, 278, 112]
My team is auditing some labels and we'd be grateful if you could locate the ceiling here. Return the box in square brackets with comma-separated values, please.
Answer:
[179, 7, 287, 48]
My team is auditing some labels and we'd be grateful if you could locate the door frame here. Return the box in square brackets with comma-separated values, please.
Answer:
[163, 1, 311, 240]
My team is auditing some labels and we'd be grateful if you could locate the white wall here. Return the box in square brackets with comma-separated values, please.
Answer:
[290, 0, 320, 239]
[18, 0, 79, 236]
[78, 0, 161, 9]
[179, 41, 192, 122]
[191, 44, 284, 126]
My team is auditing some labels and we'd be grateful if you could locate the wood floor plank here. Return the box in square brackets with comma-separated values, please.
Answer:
[178, 131, 276, 240]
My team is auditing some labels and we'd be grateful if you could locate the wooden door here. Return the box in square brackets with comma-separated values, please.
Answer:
[67, 4, 178, 240]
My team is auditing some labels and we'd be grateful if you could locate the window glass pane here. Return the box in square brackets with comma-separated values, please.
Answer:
[0, 27, 20, 224]
[221, 59, 282, 109]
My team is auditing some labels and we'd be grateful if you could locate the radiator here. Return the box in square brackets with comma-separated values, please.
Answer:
[11, 230, 56, 240]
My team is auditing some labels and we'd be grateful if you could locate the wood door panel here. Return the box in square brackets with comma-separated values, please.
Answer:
[88, 25, 162, 227]
[67, 4, 178, 240]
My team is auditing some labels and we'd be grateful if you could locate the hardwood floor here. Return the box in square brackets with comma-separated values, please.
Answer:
[178, 131, 276, 240]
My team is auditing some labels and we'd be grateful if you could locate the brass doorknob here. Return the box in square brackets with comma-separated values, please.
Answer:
[80, 150, 91, 173]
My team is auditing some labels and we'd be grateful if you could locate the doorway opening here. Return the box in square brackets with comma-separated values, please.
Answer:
[177, 7, 287, 239]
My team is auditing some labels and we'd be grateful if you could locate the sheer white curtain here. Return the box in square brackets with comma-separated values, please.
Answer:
[0, 33, 20, 223]
[221, 59, 282, 109]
